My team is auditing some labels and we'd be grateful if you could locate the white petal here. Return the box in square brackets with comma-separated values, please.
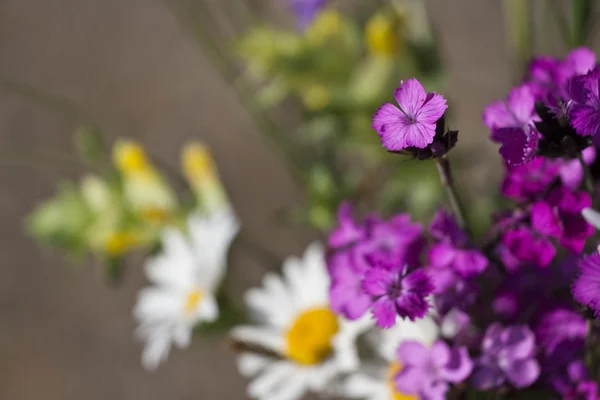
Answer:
[263, 372, 308, 400]
[344, 373, 385, 398]
[247, 361, 294, 399]
[230, 326, 285, 353]
[140, 330, 172, 371]
[133, 287, 182, 323]
[582, 207, 600, 231]
[197, 294, 219, 322]
[238, 353, 271, 377]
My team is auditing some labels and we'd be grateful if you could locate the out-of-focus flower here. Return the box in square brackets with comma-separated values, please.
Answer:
[181, 142, 229, 213]
[363, 262, 435, 328]
[569, 67, 600, 137]
[483, 84, 539, 166]
[498, 226, 556, 270]
[551, 360, 599, 400]
[470, 324, 540, 390]
[572, 252, 600, 317]
[372, 78, 447, 151]
[535, 308, 586, 357]
[232, 243, 370, 400]
[365, 13, 400, 56]
[394, 340, 473, 400]
[501, 157, 560, 201]
[343, 316, 438, 400]
[289, 0, 327, 31]
[134, 209, 239, 370]
[113, 139, 177, 225]
[531, 186, 593, 253]
[428, 209, 488, 278]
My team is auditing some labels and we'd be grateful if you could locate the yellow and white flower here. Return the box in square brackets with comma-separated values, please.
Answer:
[343, 316, 439, 400]
[134, 208, 239, 370]
[232, 243, 371, 400]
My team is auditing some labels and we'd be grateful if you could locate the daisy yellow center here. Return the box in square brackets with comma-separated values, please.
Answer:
[183, 288, 204, 315]
[387, 362, 416, 400]
[285, 307, 339, 365]
[104, 230, 140, 256]
[182, 144, 215, 182]
[114, 142, 151, 175]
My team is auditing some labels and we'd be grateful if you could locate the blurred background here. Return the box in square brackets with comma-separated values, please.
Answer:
[0, 0, 598, 399]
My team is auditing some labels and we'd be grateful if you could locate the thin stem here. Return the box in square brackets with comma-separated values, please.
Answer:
[577, 152, 596, 197]
[435, 156, 470, 235]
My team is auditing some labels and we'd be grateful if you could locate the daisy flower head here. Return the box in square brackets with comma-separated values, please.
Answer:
[232, 243, 371, 400]
[134, 208, 239, 370]
[343, 316, 440, 400]
[372, 78, 448, 151]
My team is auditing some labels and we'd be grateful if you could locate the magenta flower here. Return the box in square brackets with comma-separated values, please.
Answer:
[501, 157, 560, 201]
[372, 78, 448, 151]
[428, 210, 488, 278]
[483, 84, 540, 166]
[498, 226, 556, 271]
[327, 202, 364, 248]
[531, 187, 593, 253]
[363, 263, 434, 328]
[572, 252, 600, 317]
[569, 67, 600, 137]
[552, 361, 599, 400]
[394, 340, 473, 400]
[535, 308, 586, 357]
[471, 324, 540, 390]
[288, 0, 326, 29]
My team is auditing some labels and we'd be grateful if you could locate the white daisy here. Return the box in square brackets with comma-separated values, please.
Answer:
[134, 207, 239, 370]
[343, 316, 439, 400]
[232, 242, 371, 400]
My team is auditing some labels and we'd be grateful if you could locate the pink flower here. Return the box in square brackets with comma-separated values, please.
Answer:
[372, 78, 448, 151]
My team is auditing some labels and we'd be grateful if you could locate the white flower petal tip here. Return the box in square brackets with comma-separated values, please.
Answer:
[582, 207, 600, 230]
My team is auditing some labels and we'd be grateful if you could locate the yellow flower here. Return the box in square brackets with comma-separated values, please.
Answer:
[301, 84, 331, 111]
[181, 142, 228, 213]
[113, 140, 152, 176]
[305, 9, 342, 45]
[366, 13, 401, 56]
[104, 230, 140, 256]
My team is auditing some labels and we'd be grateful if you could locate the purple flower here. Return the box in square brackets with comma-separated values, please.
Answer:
[552, 360, 599, 400]
[572, 252, 600, 317]
[328, 250, 372, 319]
[569, 67, 600, 137]
[531, 187, 593, 253]
[560, 146, 597, 190]
[288, 0, 326, 30]
[363, 263, 434, 328]
[498, 226, 556, 270]
[483, 84, 540, 166]
[535, 308, 587, 356]
[429, 267, 477, 316]
[471, 324, 540, 390]
[328, 201, 364, 249]
[372, 78, 448, 151]
[394, 340, 473, 400]
[428, 210, 488, 278]
[501, 156, 560, 201]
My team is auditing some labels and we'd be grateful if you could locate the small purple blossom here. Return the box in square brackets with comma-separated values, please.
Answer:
[328, 250, 372, 319]
[327, 202, 364, 248]
[428, 210, 488, 278]
[372, 78, 448, 151]
[569, 67, 600, 137]
[288, 0, 326, 30]
[531, 187, 593, 253]
[363, 263, 434, 328]
[394, 340, 473, 400]
[552, 360, 599, 400]
[471, 324, 540, 390]
[535, 308, 587, 356]
[501, 156, 560, 201]
[572, 252, 600, 317]
[498, 226, 556, 270]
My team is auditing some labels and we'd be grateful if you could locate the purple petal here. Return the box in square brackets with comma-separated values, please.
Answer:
[572, 253, 600, 316]
[500, 325, 536, 360]
[372, 102, 405, 136]
[452, 249, 489, 278]
[328, 202, 363, 248]
[428, 242, 457, 269]
[505, 84, 537, 125]
[565, 47, 597, 76]
[471, 362, 506, 390]
[493, 126, 538, 166]
[362, 266, 395, 297]
[396, 340, 429, 366]
[483, 100, 514, 130]
[371, 296, 397, 328]
[394, 78, 427, 117]
[531, 201, 562, 237]
[570, 104, 600, 137]
[504, 359, 540, 388]
[394, 365, 426, 395]
[417, 92, 448, 124]
[439, 346, 474, 383]
[429, 209, 467, 244]
[395, 292, 431, 321]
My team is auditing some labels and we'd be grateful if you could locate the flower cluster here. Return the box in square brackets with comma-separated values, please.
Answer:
[483, 47, 598, 166]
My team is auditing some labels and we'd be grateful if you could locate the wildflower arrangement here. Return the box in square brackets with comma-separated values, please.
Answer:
[20, 1, 600, 400]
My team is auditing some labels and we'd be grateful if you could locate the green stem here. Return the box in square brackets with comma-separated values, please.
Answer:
[435, 156, 470, 235]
